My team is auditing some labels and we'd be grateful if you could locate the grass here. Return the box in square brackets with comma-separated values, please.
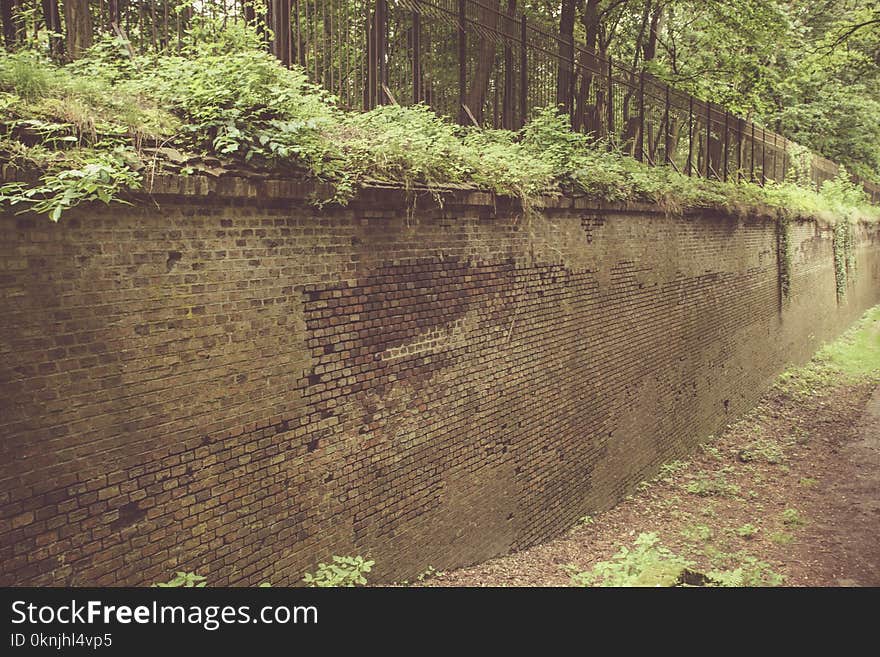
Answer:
[815, 306, 880, 378]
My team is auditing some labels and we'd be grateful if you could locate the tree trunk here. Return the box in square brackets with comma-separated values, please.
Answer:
[269, 0, 291, 66]
[41, 0, 63, 57]
[464, 0, 500, 125]
[572, 0, 601, 132]
[108, 0, 119, 28]
[1, 0, 23, 49]
[63, 0, 93, 60]
[556, 0, 577, 117]
[643, 4, 663, 62]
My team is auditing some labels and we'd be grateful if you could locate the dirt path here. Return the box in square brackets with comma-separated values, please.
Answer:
[410, 317, 880, 587]
[807, 386, 880, 586]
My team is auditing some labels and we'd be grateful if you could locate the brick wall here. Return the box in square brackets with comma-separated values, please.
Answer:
[1, 179, 878, 585]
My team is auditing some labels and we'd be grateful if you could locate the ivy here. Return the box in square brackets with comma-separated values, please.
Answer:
[777, 213, 792, 304]
[832, 218, 853, 303]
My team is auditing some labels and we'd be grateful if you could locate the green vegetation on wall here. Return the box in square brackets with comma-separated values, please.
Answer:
[1, 21, 879, 223]
[777, 214, 792, 304]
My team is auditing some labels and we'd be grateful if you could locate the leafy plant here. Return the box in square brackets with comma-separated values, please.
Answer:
[681, 524, 714, 542]
[153, 571, 207, 587]
[0, 148, 141, 221]
[769, 531, 794, 545]
[737, 438, 785, 464]
[686, 473, 741, 498]
[781, 508, 806, 527]
[303, 555, 374, 588]
[416, 566, 445, 582]
[564, 533, 691, 587]
[708, 556, 784, 587]
[735, 523, 758, 539]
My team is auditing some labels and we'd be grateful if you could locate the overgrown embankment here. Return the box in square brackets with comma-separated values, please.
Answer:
[1, 20, 878, 225]
[417, 306, 880, 587]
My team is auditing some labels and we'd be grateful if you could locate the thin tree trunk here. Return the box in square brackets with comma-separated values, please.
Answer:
[41, 0, 63, 57]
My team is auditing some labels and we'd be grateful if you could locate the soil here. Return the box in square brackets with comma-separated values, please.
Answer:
[413, 376, 880, 587]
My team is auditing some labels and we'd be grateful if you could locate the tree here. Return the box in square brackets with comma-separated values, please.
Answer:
[64, 0, 93, 59]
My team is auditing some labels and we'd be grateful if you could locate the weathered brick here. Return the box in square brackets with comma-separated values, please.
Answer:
[0, 184, 878, 586]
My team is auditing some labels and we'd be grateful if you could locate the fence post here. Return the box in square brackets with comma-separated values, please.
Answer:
[412, 8, 421, 104]
[704, 100, 711, 178]
[365, 1, 375, 109]
[771, 133, 778, 182]
[761, 126, 767, 186]
[664, 84, 671, 166]
[781, 137, 788, 182]
[750, 122, 755, 183]
[458, 0, 467, 125]
[502, 3, 514, 129]
[723, 110, 729, 182]
[377, 0, 387, 104]
[637, 70, 645, 162]
[606, 55, 614, 147]
[520, 13, 527, 128]
[736, 117, 743, 183]
[687, 96, 693, 176]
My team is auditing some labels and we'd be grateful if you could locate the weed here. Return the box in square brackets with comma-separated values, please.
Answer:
[681, 524, 714, 542]
[700, 503, 718, 519]
[737, 438, 785, 464]
[798, 477, 818, 488]
[781, 508, 806, 527]
[416, 566, 445, 582]
[3, 24, 880, 223]
[687, 473, 741, 498]
[303, 555, 374, 587]
[153, 571, 206, 587]
[658, 460, 689, 478]
[769, 531, 795, 545]
[708, 556, 784, 587]
[564, 532, 691, 587]
[735, 523, 758, 539]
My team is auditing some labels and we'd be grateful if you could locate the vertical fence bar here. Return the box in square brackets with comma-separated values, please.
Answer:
[365, 1, 375, 109]
[606, 55, 614, 146]
[736, 117, 743, 182]
[704, 100, 711, 178]
[663, 84, 671, 166]
[772, 132, 779, 180]
[378, 0, 387, 104]
[520, 14, 527, 128]
[687, 96, 693, 176]
[639, 72, 646, 161]
[458, 0, 467, 125]
[781, 137, 788, 182]
[761, 126, 767, 186]
[750, 122, 755, 183]
[723, 110, 729, 182]
[502, 3, 513, 128]
[412, 8, 421, 104]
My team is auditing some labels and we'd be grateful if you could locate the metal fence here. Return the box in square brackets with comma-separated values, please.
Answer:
[17, 0, 877, 201]
[346, 0, 879, 202]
